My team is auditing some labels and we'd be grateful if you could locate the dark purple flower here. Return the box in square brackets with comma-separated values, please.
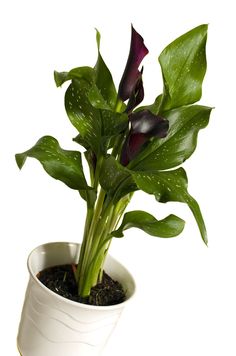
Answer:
[125, 67, 144, 112]
[121, 110, 169, 166]
[118, 25, 149, 107]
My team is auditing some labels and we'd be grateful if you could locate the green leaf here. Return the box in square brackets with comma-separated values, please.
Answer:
[101, 110, 128, 138]
[100, 110, 128, 152]
[130, 105, 212, 171]
[136, 94, 163, 115]
[65, 78, 102, 153]
[54, 71, 70, 87]
[54, 67, 95, 87]
[87, 85, 112, 110]
[15, 136, 90, 190]
[69, 67, 95, 84]
[99, 156, 137, 202]
[73, 134, 90, 150]
[79, 189, 97, 208]
[112, 211, 185, 238]
[132, 168, 207, 244]
[159, 24, 208, 111]
[94, 29, 117, 109]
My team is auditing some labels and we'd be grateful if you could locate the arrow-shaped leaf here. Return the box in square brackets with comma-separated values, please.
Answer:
[130, 105, 212, 171]
[159, 24, 208, 111]
[93, 29, 118, 109]
[112, 210, 185, 238]
[15, 136, 89, 190]
[132, 168, 207, 244]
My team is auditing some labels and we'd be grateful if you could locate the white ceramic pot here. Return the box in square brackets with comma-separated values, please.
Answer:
[17, 242, 135, 356]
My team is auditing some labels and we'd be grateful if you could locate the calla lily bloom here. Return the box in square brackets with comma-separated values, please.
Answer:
[121, 110, 169, 166]
[119, 27, 169, 166]
[118, 25, 149, 107]
[125, 67, 144, 112]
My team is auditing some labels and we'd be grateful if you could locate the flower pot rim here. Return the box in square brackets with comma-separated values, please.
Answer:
[27, 241, 136, 311]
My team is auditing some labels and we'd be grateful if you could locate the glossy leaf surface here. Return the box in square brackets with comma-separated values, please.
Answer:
[94, 29, 117, 108]
[132, 168, 207, 244]
[65, 79, 102, 154]
[54, 66, 95, 87]
[112, 210, 185, 238]
[101, 111, 128, 139]
[15, 136, 89, 190]
[159, 24, 208, 111]
[99, 156, 137, 202]
[130, 105, 212, 170]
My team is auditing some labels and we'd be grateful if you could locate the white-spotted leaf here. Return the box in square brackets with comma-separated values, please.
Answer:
[15, 136, 89, 190]
[159, 24, 208, 111]
[130, 105, 212, 170]
[132, 168, 207, 244]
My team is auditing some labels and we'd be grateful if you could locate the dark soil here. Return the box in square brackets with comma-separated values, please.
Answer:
[37, 264, 126, 306]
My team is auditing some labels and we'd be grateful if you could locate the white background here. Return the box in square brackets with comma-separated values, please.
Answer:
[1, 0, 235, 355]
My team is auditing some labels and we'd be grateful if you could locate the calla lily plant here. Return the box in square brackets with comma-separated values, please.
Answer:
[16, 24, 212, 299]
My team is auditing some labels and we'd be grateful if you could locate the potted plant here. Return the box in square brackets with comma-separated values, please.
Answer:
[16, 24, 212, 356]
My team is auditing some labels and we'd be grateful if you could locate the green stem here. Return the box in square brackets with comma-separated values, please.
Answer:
[78, 187, 106, 296]
[78, 190, 134, 297]
[82, 208, 115, 293]
[114, 97, 123, 113]
[83, 193, 133, 292]
[76, 202, 93, 282]
[77, 95, 128, 297]
[93, 156, 103, 192]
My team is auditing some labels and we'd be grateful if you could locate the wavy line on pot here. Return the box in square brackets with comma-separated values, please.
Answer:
[25, 312, 99, 346]
[31, 291, 122, 324]
[28, 296, 120, 335]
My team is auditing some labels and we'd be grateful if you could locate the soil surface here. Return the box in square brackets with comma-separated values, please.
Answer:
[37, 264, 125, 306]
